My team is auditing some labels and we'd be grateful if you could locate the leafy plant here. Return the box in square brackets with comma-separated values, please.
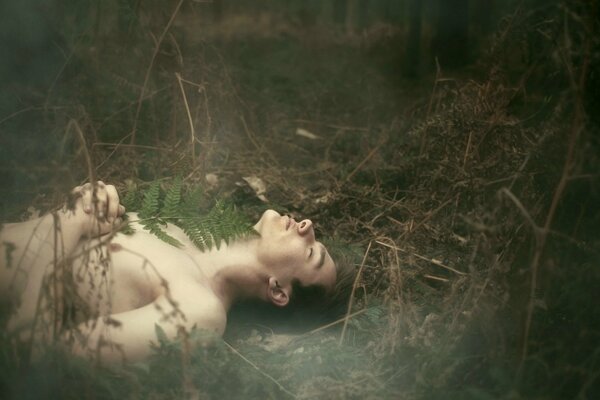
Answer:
[126, 178, 257, 251]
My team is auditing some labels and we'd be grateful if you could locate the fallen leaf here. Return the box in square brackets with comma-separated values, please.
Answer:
[242, 175, 268, 202]
[296, 128, 320, 140]
[205, 173, 219, 187]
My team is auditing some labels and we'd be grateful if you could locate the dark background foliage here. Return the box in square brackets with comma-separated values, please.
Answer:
[1, 0, 599, 399]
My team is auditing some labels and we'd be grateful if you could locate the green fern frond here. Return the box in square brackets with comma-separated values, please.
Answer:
[206, 201, 257, 249]
[128, 179, 256, 252]
[207, 202, 224, 250]
[142, 220, 182, 248]
[139, 181, 160, 219]
[161, 177, 182, 219]
[180, 216, 211, 251]
[122, 181, 141, 211]
[181, 186, 204, 215]
[153, 228, 182, 248]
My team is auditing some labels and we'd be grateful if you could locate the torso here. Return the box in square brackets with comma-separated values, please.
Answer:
[2, 213, 226, 341]
[69, 214, 225, 328]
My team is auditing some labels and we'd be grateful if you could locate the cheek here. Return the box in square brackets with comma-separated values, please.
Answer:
[258, 240, 305, 269]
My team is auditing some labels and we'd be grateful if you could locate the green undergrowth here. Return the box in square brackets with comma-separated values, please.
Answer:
[122, 177, 257, 251]
[1, 305, 392, 399]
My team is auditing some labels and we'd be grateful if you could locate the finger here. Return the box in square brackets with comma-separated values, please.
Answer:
[67, 186, 83, 209]
[105, 185, 119, 222]
[118, 205, 126, 216]
[80, 184, 93, 213]
[94, 185, 108, 219]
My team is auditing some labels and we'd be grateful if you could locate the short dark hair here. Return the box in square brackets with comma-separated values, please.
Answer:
[287, 244, 358, 320]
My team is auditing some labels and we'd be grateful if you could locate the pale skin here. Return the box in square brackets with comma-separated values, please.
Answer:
[0, 182, 336, 363]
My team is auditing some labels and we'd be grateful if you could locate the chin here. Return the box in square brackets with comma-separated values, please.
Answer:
[261, 209, 281, 222]
[254, 209, 280, 231]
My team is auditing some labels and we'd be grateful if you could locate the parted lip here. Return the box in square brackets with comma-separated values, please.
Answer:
[285, 216, 296, 231]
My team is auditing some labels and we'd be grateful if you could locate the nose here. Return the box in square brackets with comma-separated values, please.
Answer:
[297, 219, 314, 238]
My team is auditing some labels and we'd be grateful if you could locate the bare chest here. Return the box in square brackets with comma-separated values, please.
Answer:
[71, 225, 206, 317]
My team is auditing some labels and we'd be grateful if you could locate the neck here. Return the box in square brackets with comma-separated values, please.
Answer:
[192, 238, 267, 310]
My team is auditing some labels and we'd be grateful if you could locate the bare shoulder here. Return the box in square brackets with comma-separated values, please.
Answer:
[166, 282, 227, 336]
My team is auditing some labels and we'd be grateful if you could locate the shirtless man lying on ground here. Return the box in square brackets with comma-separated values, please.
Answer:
[0, 181, 349, 363]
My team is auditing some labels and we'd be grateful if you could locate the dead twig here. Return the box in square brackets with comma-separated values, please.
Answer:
[423, 274, 450, 283]
[340, 240, 372, 345]
[67, 119, 96, 185]
[499, 188, 541, 239]
[341, 140, 385, 187]
[305, 309, 368, 336]
[130, 0, 184, 144]
[223, 341, 297, 399]
[398, 197, 454, 240]
[175, 72, 196, 164]
[516, 6, 593, 379]
[375, 240, 466, 276]
[240, 115, 279, 167]
[92, 142, 174, 152]
[290, 119, 370, 132]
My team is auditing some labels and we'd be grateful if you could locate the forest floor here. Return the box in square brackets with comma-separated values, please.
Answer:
[1, 3, 599, 400]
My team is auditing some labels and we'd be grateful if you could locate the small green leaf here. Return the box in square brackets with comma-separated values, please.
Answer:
[154, 323, 168, 346]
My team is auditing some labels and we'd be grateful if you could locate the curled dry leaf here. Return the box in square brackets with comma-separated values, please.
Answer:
[242, 175, 268, 202]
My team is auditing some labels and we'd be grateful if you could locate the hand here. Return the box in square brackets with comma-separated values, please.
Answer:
[68, 181, 126, 237]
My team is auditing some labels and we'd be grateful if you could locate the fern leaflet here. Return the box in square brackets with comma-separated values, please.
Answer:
[162, 177, 182, 220]
[139, 181, 160, 219]
[128, 179, 256, 252]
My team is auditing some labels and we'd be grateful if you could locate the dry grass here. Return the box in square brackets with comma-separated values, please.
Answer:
[1, 1, 599, 399]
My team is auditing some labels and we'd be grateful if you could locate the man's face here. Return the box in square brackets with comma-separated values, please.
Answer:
[253, 210, 337, 291]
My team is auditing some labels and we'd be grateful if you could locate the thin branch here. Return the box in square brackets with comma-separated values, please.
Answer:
[45, 35, 83, 110]
[130, 0, 184, 144]
[223, 340, 297, 399]
[305, 309, 368, 336]
[175, 72, 196, 164]
[0, 106, 36, 125]
[499, 188, 541, 238]
[516, 5, 593, 379]
[376, 240, 466, 276]
[423, 274, 450, 283]
[67, 119, 96, 184]
[340, 240, 372, 345]
[240, 115, 279, 167]
[398, 197, 454, 240]
[92, 142, 174, 152]
[342, 141, 383, 186]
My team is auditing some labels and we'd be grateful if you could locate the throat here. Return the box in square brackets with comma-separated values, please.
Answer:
[196, 240, 266, 309]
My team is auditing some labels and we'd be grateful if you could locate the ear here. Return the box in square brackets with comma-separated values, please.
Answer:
[267, 277, 290, 307]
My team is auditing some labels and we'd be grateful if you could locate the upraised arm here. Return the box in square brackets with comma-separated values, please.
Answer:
[0, 181, 125, 273]
[0, 181, 125, 331]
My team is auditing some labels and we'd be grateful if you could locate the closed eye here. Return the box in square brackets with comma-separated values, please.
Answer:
[316, 245, 326, 269]
[309, 247, 314, 258]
